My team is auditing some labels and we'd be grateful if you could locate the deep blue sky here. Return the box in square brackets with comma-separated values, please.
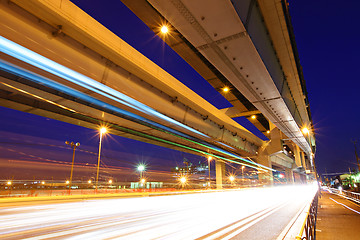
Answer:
[1, 0, 359, 178]
[289, 0, 360, 174]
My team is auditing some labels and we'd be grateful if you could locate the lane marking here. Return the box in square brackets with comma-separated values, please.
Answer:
[220, 203, 287, 240]
[330, 198, 360, 214]
[196, 203, 286, 240]
[276, 201, 309, 240]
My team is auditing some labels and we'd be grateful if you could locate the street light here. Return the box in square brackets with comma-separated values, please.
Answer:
[6, 181, 11, 185]
[207, 156, 212, 187]
[160, 25, 169, 34]
[302, 127, 309, 135]
[229, 175, 235, 183]
[65, 141, 80, 189]
[222, 86, 230, 93]
[137, 164, 146, 179]
[96, 127, 107, 189]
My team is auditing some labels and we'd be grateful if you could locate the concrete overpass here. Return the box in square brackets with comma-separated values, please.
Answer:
[122, 0, 316, 182]
[0, 0, 315, 187]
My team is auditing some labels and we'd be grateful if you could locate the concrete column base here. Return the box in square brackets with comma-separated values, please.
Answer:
[215, 160, 225, 189]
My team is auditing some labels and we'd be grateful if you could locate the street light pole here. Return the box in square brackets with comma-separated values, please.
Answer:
[207, 156, 212, 187]
[242, 166, 245, 183]
[352, 140, 360, 172]
[96, 127, 107, 190]
[65, 141, 80, 189]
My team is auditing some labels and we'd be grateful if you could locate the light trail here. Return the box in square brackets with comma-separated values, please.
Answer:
[0, 36, 274, 172]
[0, 185, 317, 239]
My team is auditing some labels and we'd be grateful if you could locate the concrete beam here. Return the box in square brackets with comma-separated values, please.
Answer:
[215, 160, 225, 189]
[220, 107, 261, 118]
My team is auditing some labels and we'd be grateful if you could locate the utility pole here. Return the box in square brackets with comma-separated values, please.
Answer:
[351, 140, 360, 172]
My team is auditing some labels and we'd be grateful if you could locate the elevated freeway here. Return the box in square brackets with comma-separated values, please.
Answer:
[0, 0, 316, 186]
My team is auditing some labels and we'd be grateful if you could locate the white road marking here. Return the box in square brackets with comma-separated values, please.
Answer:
[330, 198, 360, 214]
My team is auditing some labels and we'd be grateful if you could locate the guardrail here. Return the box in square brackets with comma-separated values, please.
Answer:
[329, 188, 360, 204]
[296, 191, 319, 240]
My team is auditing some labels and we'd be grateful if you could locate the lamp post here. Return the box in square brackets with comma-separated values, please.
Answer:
[96, 127, 107, 189]
[242, 166, 245, 183]
[207, 156, 212, 187]
[65, 141, 80, 189]
[352, 140, 360, 172]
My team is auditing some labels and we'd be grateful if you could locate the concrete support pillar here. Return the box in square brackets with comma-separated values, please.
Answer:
[268, 122, 283, 154]
[285, 168, 294, 183]
[300, 152, 307, 171]
[257, 149, 273, 186]
[294, 145, 302, 167]
[215, 160, 225, 189]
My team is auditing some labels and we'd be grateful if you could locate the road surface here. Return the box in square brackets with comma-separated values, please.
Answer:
[0, 185, 317, 239]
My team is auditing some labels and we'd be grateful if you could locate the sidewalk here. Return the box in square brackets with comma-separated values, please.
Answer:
[317, 191, 360, 240]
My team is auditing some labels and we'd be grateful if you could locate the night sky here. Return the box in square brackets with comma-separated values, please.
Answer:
[1, 0, 360, 180]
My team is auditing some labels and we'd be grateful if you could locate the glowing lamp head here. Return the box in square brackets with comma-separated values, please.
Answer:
[137, 165, 145, 171]
[251, 115, 256, 120]
[141, 178, 146, 184]
[41, 181, 45, 185]
[88, 180, 92, 184]
[6, 181, 11, 185]
[229, 176, 235, 182]
[207, 156, 213, 161]
[65, 180, 70, 184]
[222, 87, 230, 93]
[100, 127, 107, 134]
[108, 179, 113, 184]
[160, 25, 169, 34]
[180, 177, 187, 184]
[242, 166, 245, 169]
[266, 130, 270, 134]
[302, 127, 309, 135]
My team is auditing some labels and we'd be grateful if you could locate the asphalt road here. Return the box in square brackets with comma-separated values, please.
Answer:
[317, 191, 360, 240]
[0, 185, 317, 240]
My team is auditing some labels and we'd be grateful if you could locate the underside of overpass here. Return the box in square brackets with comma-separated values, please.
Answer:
[0, 0, 316, 187]
[122, 0, 317, 183]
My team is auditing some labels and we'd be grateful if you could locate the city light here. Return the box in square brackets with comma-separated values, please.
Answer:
[7, 181, 11, 185]
[222, 86, 230, 93]
[180, 176, 187, 184]
[137, 165, 145, 172]
[88, 180, 92, 184]
[302, 127, 310, 135]
[100, 127, 107, 134]
[140, 178, 146, 184]
[41, 181, 45, 185]
[266, 130, 270, 134]
[108, 179, 113, 184]
[160, 25, 169, 34]
[251, 115, 256, 120]
[229, 175, 235, 182]
[65, 180, 70, 184]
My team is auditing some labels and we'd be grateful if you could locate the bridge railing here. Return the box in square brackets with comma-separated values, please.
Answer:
[296, 191, 319, 240]
[329, 187, 360, 204]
